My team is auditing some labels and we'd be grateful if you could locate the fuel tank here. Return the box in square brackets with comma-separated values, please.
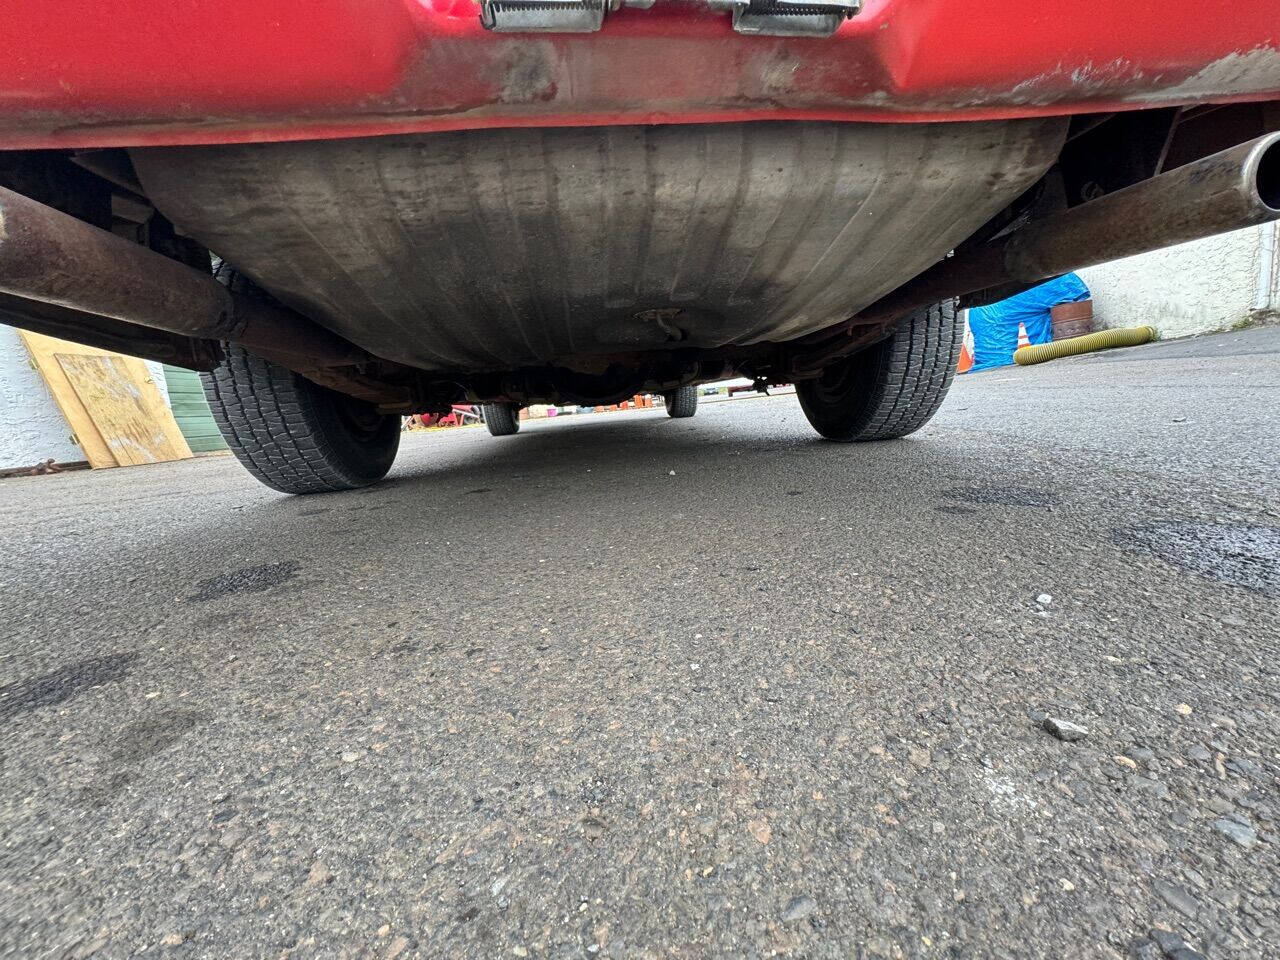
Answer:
[131, 118, 1066, 371]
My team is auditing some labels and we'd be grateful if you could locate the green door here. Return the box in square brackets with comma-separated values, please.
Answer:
[161, 364, 227, 453]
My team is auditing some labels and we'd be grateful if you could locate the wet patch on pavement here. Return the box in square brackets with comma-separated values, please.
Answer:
[109, 709, 207, 765]
[188, 561, 301, 602]
[1122, 522, 1280, 596]
[0, 652, 137, 721]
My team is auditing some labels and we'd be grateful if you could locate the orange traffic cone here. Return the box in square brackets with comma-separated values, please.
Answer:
[957, 310, 975, 373]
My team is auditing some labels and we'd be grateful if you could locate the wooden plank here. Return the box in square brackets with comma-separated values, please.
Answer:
[18, 329, 114, 467]
[56, 354, 191, 465]
[18, 330, 192, 468]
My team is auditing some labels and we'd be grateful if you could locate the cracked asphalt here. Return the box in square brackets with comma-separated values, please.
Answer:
[2, 327, 1278, 960]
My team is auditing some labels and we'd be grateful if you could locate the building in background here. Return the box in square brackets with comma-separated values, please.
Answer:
[0, 324, 81, 469]
[1079, 223, 1279, 338]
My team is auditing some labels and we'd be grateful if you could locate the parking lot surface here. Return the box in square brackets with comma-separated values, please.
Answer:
[2, 328, 1278, 959]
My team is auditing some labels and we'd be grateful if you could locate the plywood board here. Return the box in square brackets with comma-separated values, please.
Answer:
[18, 330, 192, 468]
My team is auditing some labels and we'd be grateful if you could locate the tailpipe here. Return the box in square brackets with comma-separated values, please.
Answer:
[0, 185, 365, 368]
[858, 132, 1280, 325]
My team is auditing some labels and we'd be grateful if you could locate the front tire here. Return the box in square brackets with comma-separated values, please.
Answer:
[202, 344, 401, 494]
[796, 300, 961, 442]
[663, 386, 698, 418]
[482, 403, 521, 436]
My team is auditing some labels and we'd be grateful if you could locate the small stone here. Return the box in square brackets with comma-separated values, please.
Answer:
[159, 931, 192, 948]
[668, 470, 676, 476]
[305, 861, 334, 887]
[385, 936, 412, 960]
[1132, 776, 1170, 799]
[747, 819, 772, 845]
[1125, 746, 1156, 765]
[1212, 816, 1258, 849]
[1058, 878, 1075, 892]
[1114, 755, 1138, 770]
[341, 751, 362, 763]
[1042, 716, 1088, 742]
[1175, 703, 1193, 716]
[512, 949, 528, 958]
[1036, 593, 1053, 605]
[1148, 930, 1208, 960]
[1226, 757, 1263, 779]
[1187, 745, 1212, 762]
[491, 876, 508, 896]
[1150, 929, 1186, 955]
[1153, 880, 1199, 918]
[780, 895, 817, 922]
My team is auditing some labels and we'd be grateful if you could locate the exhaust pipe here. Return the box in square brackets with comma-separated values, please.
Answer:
[855, 132, 1280, 326]
[0, 185, 365, 368]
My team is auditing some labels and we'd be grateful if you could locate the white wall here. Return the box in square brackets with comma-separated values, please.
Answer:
[1078, 223, 1278, 339]
[0, 325, 83, 469]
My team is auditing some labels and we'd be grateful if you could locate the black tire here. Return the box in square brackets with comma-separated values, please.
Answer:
[482, 402, 520, 436]
[202, 344, 401, 494]
[796, 300, 962, 442]
[663, 385, 698, 418]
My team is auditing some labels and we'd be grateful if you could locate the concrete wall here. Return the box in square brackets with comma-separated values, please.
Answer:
[0, 325, 83, 469]
[1078, 223, 1278, 339]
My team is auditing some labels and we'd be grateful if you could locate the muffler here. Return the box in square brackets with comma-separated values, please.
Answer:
[856, 132, 1280, 325]
[0, 185, 365, 368]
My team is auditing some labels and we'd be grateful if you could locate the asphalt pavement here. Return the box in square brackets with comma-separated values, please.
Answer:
[2, 327, 1278, 960]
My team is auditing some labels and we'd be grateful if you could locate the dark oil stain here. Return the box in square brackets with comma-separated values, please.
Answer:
[1120, 522, 1280, 596]
[188, 561, 301, 602]
[0, 652, 137, 720]
[466, 488, 493, 495]
[455, 906, 481, 923]
[941, 486, 1057, 508]
[110, 709, 207, 764]
[935, 504, 979, 516]
[388, 642, 419, 655]
[79, 709, 207, 807]
[785, 490, 805, 496]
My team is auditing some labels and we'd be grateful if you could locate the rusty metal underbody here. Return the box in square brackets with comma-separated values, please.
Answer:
[0, 123, 1278, 410]
[128, 119, 1067, 373]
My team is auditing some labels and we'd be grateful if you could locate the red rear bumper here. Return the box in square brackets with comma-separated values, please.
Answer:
[1, 0, 1277, 148]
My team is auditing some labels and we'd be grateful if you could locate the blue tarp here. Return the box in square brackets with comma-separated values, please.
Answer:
[966, 273, 1091, 372]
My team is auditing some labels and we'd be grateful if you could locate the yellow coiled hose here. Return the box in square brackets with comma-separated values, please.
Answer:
[1014, 325, 1156, 366]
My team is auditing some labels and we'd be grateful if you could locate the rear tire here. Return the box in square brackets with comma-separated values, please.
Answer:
[202, 344, 401, 494]
[796, 300, 961, 442]
[663, 386, 698, 418]
[482, 403, 520, 436]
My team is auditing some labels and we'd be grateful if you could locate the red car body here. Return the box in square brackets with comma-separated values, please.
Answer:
[1, 0, 1277, 149]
